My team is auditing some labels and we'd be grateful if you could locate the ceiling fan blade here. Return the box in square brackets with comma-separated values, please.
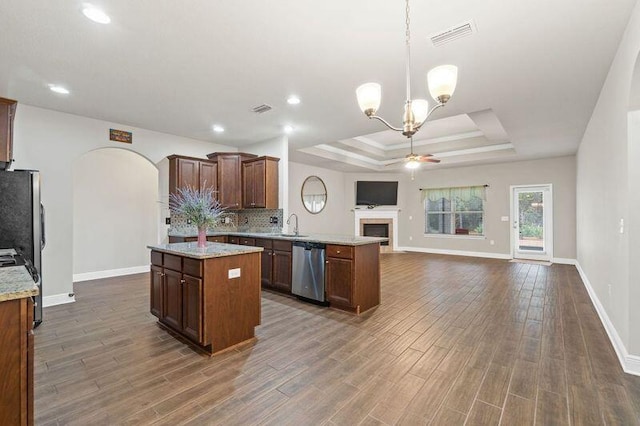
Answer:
[419, 157, 441, 163]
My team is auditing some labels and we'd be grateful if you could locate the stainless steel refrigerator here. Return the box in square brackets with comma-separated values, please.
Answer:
[0, 169, 45, 325]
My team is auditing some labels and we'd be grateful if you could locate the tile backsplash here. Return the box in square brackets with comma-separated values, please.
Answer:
[169, 209, 283, 234]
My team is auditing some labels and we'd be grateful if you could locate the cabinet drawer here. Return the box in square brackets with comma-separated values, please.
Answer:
[273, 240, 292, 252]
[327, 245, 353, 259]
[164, 254, 182, 271]
[151, 250, 163, 266]
[183, 258, 203, 278]
[207, 235, 227, 243]
[254, 238, 273, 249]
[239, 237, 256, 246]
[228, 236, 239, 245]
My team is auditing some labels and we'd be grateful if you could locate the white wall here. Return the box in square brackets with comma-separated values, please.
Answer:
[576, 0, 640, 367]
[12, 104, 234, 303]
[288, 161, 351, 235]
[343, 156, 576, 259]
[73, 148, 158, 275]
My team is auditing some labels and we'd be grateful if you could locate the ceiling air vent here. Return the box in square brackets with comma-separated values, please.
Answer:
[252, 104, 273, 114]
[430, 20, 476, 47]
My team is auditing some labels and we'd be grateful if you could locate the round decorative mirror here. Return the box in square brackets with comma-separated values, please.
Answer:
[301, 176, 327, 214]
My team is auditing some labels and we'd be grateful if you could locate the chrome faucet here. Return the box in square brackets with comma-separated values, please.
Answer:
[287, 213, 299, 236]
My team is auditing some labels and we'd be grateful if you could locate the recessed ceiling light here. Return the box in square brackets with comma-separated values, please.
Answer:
[49, 85, 70, 95]
[212, 125, 225, 133]
[286, 96, 301, 105]
[283, 125, 294, 134]
[82, 6, 111, 24]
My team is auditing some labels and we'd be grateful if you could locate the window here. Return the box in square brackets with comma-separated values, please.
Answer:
[423, 186, 486, 236]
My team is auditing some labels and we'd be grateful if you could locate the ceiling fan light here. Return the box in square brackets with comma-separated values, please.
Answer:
[428, 65, 458, 103]
[356, 83, 382, 116]
[411, 99, 430, 124]
[405, 159, 421, 169]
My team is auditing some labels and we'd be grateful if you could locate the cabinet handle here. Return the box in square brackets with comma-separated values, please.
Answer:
[325, 261, 329, 264]
[157, 272, 165, 277]
[180, 279, 185, 284]
[336, 250, 341, 254]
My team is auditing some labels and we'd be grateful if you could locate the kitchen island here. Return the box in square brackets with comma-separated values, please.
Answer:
[168, 232, 387, 315]
[147, 242, 263, 355]
[0, 249, 38, 426]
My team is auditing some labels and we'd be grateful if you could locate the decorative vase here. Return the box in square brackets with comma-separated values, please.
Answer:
[197, 225, 207, 248]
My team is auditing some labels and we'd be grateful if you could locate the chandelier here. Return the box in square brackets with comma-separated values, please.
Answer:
[356, 0, 458, 139]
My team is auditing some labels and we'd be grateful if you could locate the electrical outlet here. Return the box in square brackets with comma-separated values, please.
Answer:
[186, 219, 192, 225]
[228, 268, 241, 279]
[165, 217, 171, 225]
[490, 240, 495, 245]
[272, 217, 278, 224]
[409, 236, 413, 241]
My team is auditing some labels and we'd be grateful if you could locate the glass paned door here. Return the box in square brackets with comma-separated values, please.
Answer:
[513, 185, 553, 261]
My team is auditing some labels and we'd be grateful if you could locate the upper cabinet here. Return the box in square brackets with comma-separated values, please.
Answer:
[242, 156, 279, 209]
[168, 155, 218, 195]
[0, 97, 17, 170]
[168, 152, 280, 210]
[206, 152, 256, 209]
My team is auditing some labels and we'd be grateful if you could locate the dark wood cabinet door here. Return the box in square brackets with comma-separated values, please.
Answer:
[272, 250, 292, 293]
[199, 161, 217, 194]
[150, 265, 163, 318]
[326, 257, 354, 307]
[0, 98, 17, 166]
[260, 249, 273, 287]
[182, 274, 203, 344]
[252, 160, 267, 208]
[177, 158, 199, 191]
[242, 162, 255, 208]
[162, 269, 183, 331]
[218, 155, 241, 208]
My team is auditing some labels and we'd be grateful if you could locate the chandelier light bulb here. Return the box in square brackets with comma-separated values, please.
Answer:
[356, 83, 382, 116]
[411, 99, 430, 124]
[428, 65, 458, 104]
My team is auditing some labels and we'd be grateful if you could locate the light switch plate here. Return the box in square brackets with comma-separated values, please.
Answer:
[228, 268, 241, 279]
[501, 216, 509, 222]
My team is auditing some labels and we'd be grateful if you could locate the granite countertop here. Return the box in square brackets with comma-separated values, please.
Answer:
[0, 266, 39, 302]
[168, 231, 388, 246]
[148, 242, 263, 259]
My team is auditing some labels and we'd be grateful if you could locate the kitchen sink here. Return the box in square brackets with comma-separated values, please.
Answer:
[278, 233, 308, 238]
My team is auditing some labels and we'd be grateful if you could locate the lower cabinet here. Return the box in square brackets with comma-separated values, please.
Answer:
[325, 243, 380, 314]
[255, 239, 291, 293]
[150, 254, 205, 346]
[0, 296, 34, 426]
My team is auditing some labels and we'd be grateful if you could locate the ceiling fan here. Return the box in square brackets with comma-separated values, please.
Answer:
[388, 137, 441, 169]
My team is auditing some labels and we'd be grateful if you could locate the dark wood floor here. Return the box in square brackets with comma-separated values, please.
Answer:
[34, 253, 640, 425]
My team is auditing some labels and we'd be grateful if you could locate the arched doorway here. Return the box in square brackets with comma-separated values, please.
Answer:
[72, 148, 159, 279]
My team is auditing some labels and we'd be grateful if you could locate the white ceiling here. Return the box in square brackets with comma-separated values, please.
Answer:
[0, 0, 635, 172]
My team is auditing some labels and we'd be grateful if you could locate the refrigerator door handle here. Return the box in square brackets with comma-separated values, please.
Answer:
[41, 204, 46, 249]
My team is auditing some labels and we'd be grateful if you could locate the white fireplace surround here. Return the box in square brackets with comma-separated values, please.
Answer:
[353, 208, 399, 251]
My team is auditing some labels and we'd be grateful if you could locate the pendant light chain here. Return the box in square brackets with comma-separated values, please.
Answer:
[405, 0, 411, 102]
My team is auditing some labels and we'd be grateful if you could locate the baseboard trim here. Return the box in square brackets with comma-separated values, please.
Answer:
[552, 257, 576, 265]
[396, 246, 512, 260]
[73, 265, 150, 283]
[575, 261, 640, 376]
[43, 293, 76, 307]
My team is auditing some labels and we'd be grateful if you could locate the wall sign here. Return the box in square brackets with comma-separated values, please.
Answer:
[109, 129, 133, 144]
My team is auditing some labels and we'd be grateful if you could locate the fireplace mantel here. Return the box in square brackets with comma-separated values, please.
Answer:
[353, 208, 399, 252]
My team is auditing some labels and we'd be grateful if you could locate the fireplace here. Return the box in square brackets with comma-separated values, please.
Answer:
[363, 223, 389, 246]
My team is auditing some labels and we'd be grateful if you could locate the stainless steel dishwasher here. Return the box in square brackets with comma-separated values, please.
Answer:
[291, 241, 326, 303]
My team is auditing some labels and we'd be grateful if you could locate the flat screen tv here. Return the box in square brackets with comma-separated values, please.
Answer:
[356, 181, 398, 206]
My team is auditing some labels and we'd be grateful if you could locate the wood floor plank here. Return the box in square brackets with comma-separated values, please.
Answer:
[31, 255, 640, 425]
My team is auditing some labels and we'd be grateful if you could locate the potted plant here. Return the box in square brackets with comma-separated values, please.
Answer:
[169, 186, 224, 248]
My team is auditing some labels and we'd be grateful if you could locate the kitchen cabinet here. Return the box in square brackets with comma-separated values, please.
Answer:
[242, 156, 279, 209]
[150, 247, 261, 355]
[325, 243, 380, 314]
[0, 296, 34, 425]
[168, 155, 218, 196]
[254, 238, 291, 293]
[150, 252, 203, 344]
[0, 97, 17, 170]
[238, 237, 256, 246]
[206, 152, 257, 209]
[168, 235, 228, 244]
